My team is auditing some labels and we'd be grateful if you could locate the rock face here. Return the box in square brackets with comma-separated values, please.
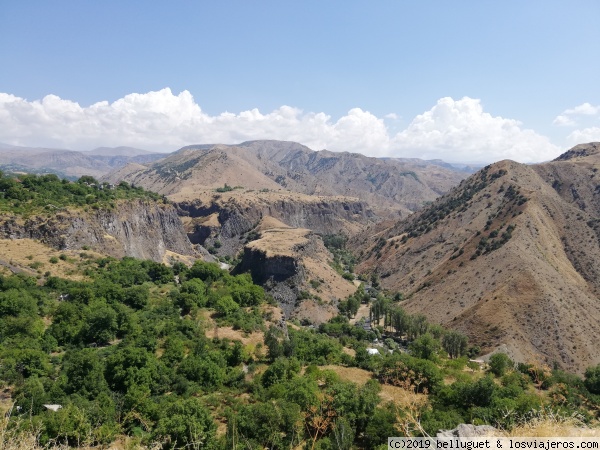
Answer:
[176, 190, 376, 257]
[437, 424, 499, 438]
[0, 199, 195, 262]
[234, 223, 356, 322]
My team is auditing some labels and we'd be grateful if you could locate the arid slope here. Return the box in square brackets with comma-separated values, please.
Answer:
[105, 140, 467, 216]
[355, 143, 600, 373]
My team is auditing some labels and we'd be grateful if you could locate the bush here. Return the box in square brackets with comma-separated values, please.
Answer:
[488, 353, 513, 377]
[154, 398, 216, 448]
[584, 364, 600, 394]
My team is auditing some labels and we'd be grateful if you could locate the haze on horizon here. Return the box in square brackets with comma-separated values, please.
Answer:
[0, 1, 598, 164]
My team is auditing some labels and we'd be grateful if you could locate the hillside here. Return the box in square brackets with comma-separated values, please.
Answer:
[355, 143, 600, 373]
[0, 162, 600, 449]
[104, 140, 467, 216]
[1, 255, 599, 450]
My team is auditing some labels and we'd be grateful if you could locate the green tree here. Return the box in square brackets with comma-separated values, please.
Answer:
[48, 302, 85, 345]
[215, 295, 239, 316]
[63, 348, 108, 399]
[488, 353, 513, 377]
[82, 300, 118, 345]
[409, 333, 441, 361]
[155, 398, 216, 449]
[105, 346, 163, 393]
[261, 357, 300, 388]
[442, 330, 468, 359]
[123, 285, 149, 309]
[264, 325, 285, 361]
[584, 364, 600, 394]
[188, 261, 225, 283]
[78, 175, 98, 185]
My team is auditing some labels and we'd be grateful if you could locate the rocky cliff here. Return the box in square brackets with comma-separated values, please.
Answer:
[234, 220, 357, 322]
[0, 199, 195, 262]
[176, 190, 376, 257]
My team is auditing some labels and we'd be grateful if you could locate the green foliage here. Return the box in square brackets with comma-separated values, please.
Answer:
[323, 233, 356, 275]
[442, 330, 469, 359]
[584, 364, 600, 394]
[488, 353, 513, 377]
[378, 353, 443, 394]
[0, 250, 596, 448]
[0, 172, 163, 216]
[215, 183, 234, 192]
[261, 357, 301, 387]
[409, 333, 442, 361]
[228, 399, 302, 449]
[154, 398, 216, 448]
[63, 348, 108, 399]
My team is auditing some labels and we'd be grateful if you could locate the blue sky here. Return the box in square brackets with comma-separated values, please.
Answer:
[1, 1, 599, 163]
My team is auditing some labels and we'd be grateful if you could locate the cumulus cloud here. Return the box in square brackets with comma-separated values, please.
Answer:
[0, 88, 561, 163]
[553, 102, 600, 126]
[390, 97, 561, 163]
[566, 127, 600, 145]
[564, 103, 599, 116]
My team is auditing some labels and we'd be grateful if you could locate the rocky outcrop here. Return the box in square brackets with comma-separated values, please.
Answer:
[0, 199, 195, 262]
[437, 424, 499, 438]
[176, 193, 375, 257]
[238, 248, 306, 318]
[234, 225, 356, 321]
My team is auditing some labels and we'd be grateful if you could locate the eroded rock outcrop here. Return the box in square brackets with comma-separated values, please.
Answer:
[0, 199, 195, 262]
[176, 190, 375, 257]
[234, 222, 356, 322]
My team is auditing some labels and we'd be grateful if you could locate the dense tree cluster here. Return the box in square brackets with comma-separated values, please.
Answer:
[0, 172, 163, 216]
[0, 255, 599, 449]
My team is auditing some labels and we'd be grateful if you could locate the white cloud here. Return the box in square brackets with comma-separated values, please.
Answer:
[553, 102, 600, 126]
[390, 97, 561, 163]
[564, 103, 599, 116]
[566, 127, 600, 145]
[0, 89, 561, 163]
[553, 115, 576, 126]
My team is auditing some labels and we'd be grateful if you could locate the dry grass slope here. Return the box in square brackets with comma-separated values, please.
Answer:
[356, 144, 600, 373]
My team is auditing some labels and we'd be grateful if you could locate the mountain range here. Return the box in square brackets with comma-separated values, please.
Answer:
[0, 143, 165, 178]
[104, 140, 469, 216]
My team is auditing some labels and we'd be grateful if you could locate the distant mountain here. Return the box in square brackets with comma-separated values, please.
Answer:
[0, 144, 166, 178]
[0, 143, 71, 154]
[104, 140, 468, 216]
[86, 146, 158, 157]
[354, 142, 600, 373]
[0, 148, 111, 178]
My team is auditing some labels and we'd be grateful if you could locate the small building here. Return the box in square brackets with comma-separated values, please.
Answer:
[43, 404, 62, 412]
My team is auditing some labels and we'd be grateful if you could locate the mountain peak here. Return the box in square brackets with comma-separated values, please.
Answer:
[553, 142, 600, 161]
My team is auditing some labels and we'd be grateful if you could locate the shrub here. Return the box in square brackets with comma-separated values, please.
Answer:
[488, 353, 513, 377]
[584, 364, 600, 394]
